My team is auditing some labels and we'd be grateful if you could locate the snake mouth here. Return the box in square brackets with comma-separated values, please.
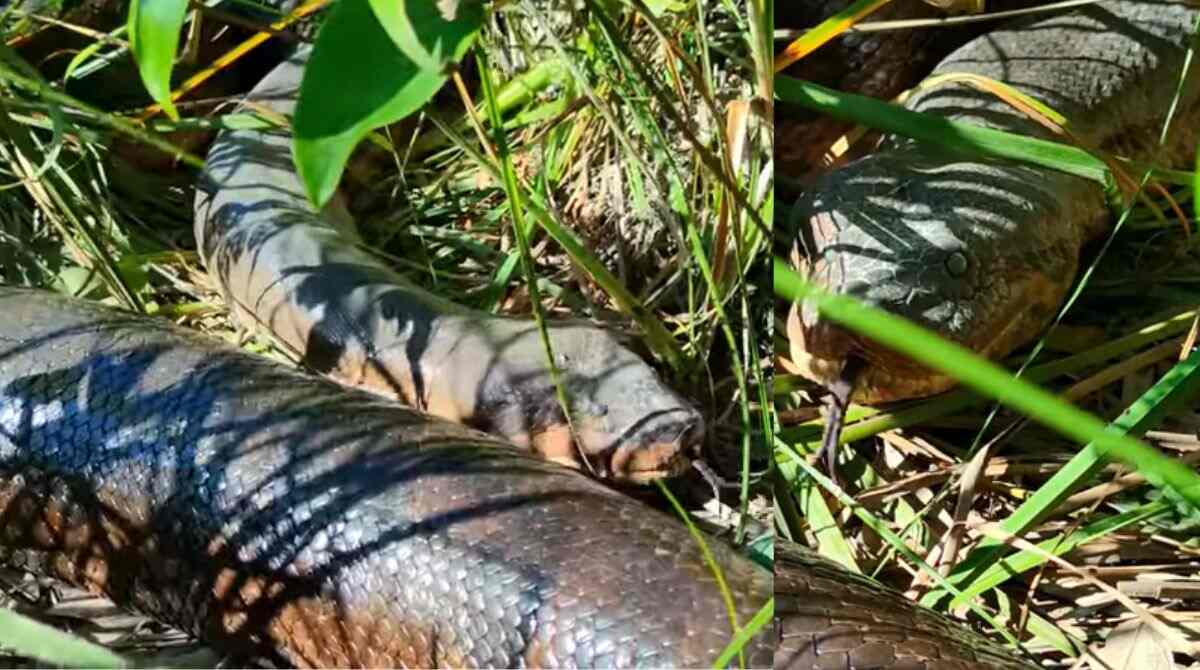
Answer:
[522, 406, 703, 482]
[790, 267, 1063, 403]
[794, 316, 1000, 403]
[602, 409, 704, 483]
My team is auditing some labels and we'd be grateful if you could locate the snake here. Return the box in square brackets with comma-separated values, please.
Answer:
[775, 1, 1200, 668]
[0, 277, 1038, 668]
[4, 1, 1172, 667]
[788, 0, 1200, 403]
[0, 284, 771, 667]
[0, 15, 766, 668]
[193, 44, 705, 483]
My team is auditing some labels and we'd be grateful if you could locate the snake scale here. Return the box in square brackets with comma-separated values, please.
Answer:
[0, 284, 771, 667]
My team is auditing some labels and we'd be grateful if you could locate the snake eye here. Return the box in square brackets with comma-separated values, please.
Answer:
[945, 251, 969, 277]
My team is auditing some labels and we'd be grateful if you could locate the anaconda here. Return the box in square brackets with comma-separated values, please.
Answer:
[789, 0, 1200, 403]
[0, 286, 771, 667]
[195, 45, 703, 483]
[0, 291, 1037, 668]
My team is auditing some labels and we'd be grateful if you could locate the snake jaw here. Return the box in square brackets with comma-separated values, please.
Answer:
[456, 320, 704, 482]
[506, 387, 703, 483]
[601, 407, 704, 483]
[505, 407, 700, 483]
[789, 258, 1069, 404]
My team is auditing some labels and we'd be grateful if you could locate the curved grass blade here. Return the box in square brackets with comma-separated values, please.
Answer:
[945, 501, 1171, 609]
[774, 259, 1200, 510]
[776, 75, 1109, 184]
[655, 480, 744, 668]
[711, 598, 773, 670]
[0, 609, 126, 668]
[921, 343, 1200, 607]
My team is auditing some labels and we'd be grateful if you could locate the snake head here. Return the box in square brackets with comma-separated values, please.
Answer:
[790, 149, 1101, 402]
[444, 319, 704, 483]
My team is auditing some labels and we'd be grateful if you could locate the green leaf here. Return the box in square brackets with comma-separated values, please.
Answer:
[126, 0, 188, 121]
[365, 0, 482, 71]
[294, 0, 482, 208]
[0, 608, 127, 668]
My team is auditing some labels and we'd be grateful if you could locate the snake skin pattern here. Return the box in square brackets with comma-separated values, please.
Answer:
[776, 0, 957, 179]
[775, 542, 1036, 669]
[194, 46, 703, 482]
[790, 0, 1200, 402]
[0, 290, 1030, 669]
[0, 286, 772, 667]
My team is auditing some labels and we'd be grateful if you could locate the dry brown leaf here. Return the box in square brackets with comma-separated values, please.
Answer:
[1090, 619, 1175, 670]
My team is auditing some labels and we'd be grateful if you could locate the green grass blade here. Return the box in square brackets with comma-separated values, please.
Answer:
[0, 609, 126, 668]
[944, 501, 1170, 609]
[711, 598, 773, 669]
[921, 344, 1200, 606]
[779, 441, 1026, 648]
[655, 480, 744, 668]
[827, 310, 1197, 445]
[774, 259, 1200, 510]
[776, 75, 1110, 184]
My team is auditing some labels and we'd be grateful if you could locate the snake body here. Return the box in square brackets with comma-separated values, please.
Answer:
[791, 0, 1200, 402]
[0, 300, 1028, 668]
[0, 285, 772, 667]
[776, 2, 1200, 668]
[194, 46, 702, 483]
[774, 542, 1036, 669]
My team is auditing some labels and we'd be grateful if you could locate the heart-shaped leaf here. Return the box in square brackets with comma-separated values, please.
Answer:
[293, 0, 482, 208]
[127, 0, 188, 120]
